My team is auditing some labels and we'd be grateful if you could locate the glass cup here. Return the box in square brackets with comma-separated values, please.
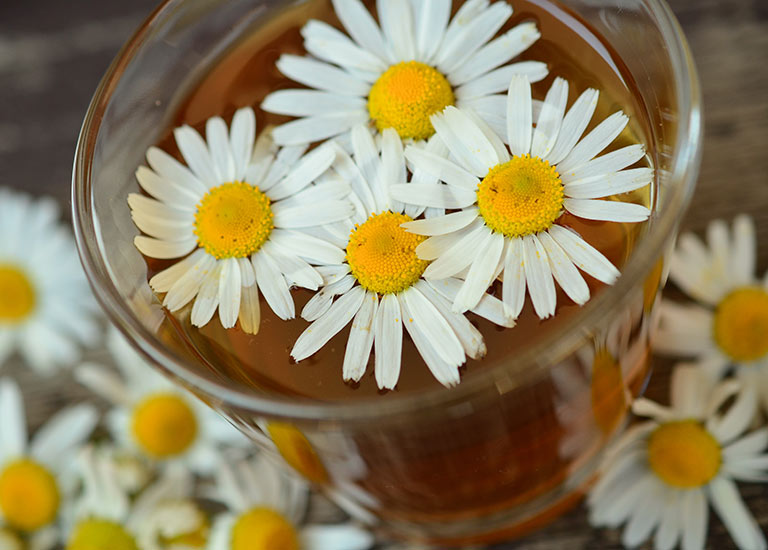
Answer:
[72, 0, 701, 546]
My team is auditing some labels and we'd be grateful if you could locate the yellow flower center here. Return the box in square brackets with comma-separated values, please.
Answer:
[346, 211, 428, 295]
[647, 420, 721, 488]
[267, 422, 328, 484]
[477, 155, 564, 238]
[67, 519, 139, 550]
[590, 349, 628, 435]
[131, 393, 198, 458]
[231, 508, 299, 550]
[368, 61, 454, 141]
[713, 287, 768, 362]
[0, 264, 36, 323]
[0, 459, 60, 531]
[194, 182, 274, 260]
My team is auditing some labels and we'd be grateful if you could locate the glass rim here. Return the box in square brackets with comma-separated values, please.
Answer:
[72, 0, 702, 423]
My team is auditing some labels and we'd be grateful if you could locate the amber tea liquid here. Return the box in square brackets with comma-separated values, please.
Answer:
[146, 0, 656, 544]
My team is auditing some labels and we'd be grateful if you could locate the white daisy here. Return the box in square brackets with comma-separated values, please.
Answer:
[0, 188, 99, 373]
[291, 125, 514, 389]
[207, 453, 374, 550]
[588, 365, 768, 550]
[0, 378, 97, 544]
[654, 215, 768, 414]
[65, 446, 208, 550]
[75, 329, 249, 474]
[130, 106, 352, 333]
[393, 75, 653, 319]
[261, 0, 546, 145]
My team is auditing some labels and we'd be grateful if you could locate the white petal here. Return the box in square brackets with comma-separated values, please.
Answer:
[351, 124, 386, 210]
[731, 214, 757, 287]
[564, 168, 654, 199]
[272, 112, 368, 146]
[430, 108, 495, 177]
[263, 89, 367, 117]
[343, 292, 377, 382]
[379, 127, 407, 211]
[268, 143, 337, 200]
[708, 477, 766, 550]
[452, 231, 504, 313]
[401, 208, 478, 236]
[427, 277, 515, 328]
[331, 0, 388, 61]
[302, 20, 387, 72]
[31, 404, 98, 466]
[127, 193, 193, 223]
[506, 75, 533, 156]
[206, 116, 236, 183]
[275, 54, 369, 96]
[238, 256, 256, 287]
[707, 385, 757, 445]
[331, 144, 377, 214]
[421, 222, 488, 279]
[164, 252, 217, 312]
[374, 293, 403, 390]
[548, 225, 620, 284]
[522, 234, 557, 319]
[131, 209, 191, 242]
[149, 249, 207, 293]
[546, 88, 599, 164]
[238, 283, 261, 335]
[442, 106, 500, 172]
[417, 280, 486, 359]
[134, 236, 197, 260]
[377, 0, 416, 62]
[502, 238, 527, 320]
[135, 165, 200, 207]
[146, 146, 207, 196]
[448, 21, 541, 86]
[436, 1, 512, 74]
[273, 201, 354, 228]
[558, 112, 629, 174]
[74, 363, 130, 407]
[530, 77, 568, 159]
[389, 183, 476, 209]
[565, 198, 651, 223]
[292, 286, 366, 361]
[269, 229, 345, 265]
[190, 262, 223, 327]
[174, 125, 219, 186]
[230, 107, 256, 181]
[0, 378, 27, 461]
[301, 523, 375, 550]
[253, 251, 295, 320]
[565, 144, 646, 181]
[413, 0, 451, 62]
[404, 144, 480, 190]
[261, 242, 323, 290]
[302, 275, 356, 322]
[455, 61, 548, 100]
[259, 143, 308, 191]
[723, 428, 768, 460]
[399, 288, 463, 387]
[538, 230, 590, 306]
[631, 398, 676, 422]
[218, 257, 242, 329]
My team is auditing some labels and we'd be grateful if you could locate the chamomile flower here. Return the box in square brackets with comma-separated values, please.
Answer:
[207, 453, 374, 550]
[394, 75, 652, 319]
[0, 188, 99, 373]
[262, 0, 546, 145]
[654, 215, 768, 413]
[75, 329, 248, 474]
[588, 365, 768, 550]
[130, 107, 352, 333]
[0, 378, 97, 540]
[291, 126, 514, 389]
[65, 446, 208, 550]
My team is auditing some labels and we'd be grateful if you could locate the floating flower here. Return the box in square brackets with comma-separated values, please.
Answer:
[65, 446, 207, 550]
[130, 107, 352, 333]
[654, 215, 768, 413]
[291, 126, 514, 389]
[262, 0, 545, 145]
[394, 75, 652, 319]
[207, 453, 374, 550]
[588, 365, 768, 550]
[75, 329, 248, 474]
[0, 188, 99, 373]
[0, 378, 97, 542]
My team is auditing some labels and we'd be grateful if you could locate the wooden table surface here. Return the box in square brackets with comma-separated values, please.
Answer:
[1, 0, 766, 548]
